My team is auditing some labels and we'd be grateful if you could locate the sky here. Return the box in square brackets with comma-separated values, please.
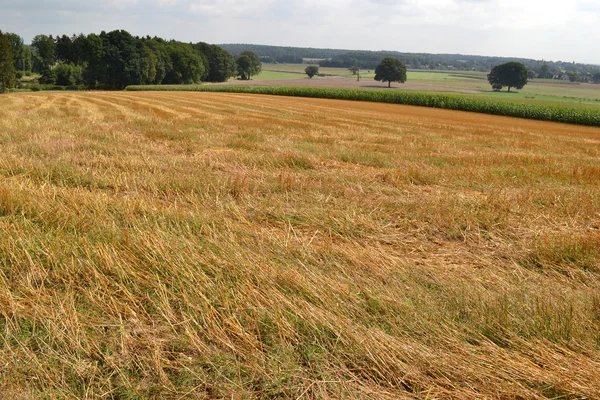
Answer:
[1, 0, 599, 64]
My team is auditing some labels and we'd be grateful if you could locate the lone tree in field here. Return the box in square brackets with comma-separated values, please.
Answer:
[0, 33, 16, 93]
[305, 65, 319, 78]
[374, 57, 407, 88]
[487, 62, 528, 92]
[236, 51, 261, 80]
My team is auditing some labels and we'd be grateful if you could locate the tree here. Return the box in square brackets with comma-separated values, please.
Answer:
[527, 69, 537, 79]
[236, 51, 261, 80]
[538, 63, 551, 79]
[487, 62, 528, 92]
[0, 33, 17, 93]
[374, 57, 407, 88]
[142, 38, 172, 84]
[348, 66, 359, 75]
[2, 32, 24, 72]
[305, 65, 319, 78]
[593, 71, 600, 84]
[193, 42, 236, 82]
[31, 34, 56, 74]
[53, 62, 83, 86]
[164, 41, 204, 85]
[21, 45, 32, 72]
[566, 71, 580, 82]
[55, 34, 74, 63]
[236, 55, 252, 80]
[81, 33, 104, 88]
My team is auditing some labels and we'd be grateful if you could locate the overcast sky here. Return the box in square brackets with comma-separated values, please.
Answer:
[1, 0, 598, 64]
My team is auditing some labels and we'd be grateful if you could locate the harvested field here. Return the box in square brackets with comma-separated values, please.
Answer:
[1, 91, 600, 399]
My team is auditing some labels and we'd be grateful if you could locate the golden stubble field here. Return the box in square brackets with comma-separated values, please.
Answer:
[0, 91, 599, 399]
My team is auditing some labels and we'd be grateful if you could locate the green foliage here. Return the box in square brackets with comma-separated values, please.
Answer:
[304, 65, 319, 78]
[31, 34, 56, 74]
[164, 41, 204, 84]
[236, 51, 261, 80]
[1, 32, 24, 71]
[55, 34, 74, 63]
[125, 84, 600, 127]
[566, 71, 581, 83]
[374, 58, 407, 87]
[538, 63, 552, 79]
[193, 42, 236, 82]
[53, 62, 84, 87]
[593, 72, 600, 84]
[0, 33, 17, 93]
[488, 62, 528, 92]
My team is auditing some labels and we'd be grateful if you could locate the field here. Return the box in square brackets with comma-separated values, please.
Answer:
[257, 64, 600, 109]
[1, 91, 600, 399]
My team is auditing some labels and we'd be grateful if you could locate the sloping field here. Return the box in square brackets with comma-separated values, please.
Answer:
[1, 92, 600, 399]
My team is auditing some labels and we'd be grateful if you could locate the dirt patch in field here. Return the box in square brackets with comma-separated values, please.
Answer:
[216, 76, 482, 93]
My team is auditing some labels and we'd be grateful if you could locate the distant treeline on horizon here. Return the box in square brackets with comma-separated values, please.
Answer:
[219, 43, 599, 78]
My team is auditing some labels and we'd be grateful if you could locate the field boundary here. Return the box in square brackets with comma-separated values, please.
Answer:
[125, 84, 600, 127]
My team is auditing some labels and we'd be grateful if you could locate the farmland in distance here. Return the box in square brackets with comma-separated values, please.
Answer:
[1, 91, 600, 399]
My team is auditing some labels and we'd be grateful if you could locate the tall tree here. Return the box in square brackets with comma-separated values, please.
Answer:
[194, 42, 236, 82]
[22, 45, 33, 72]
[81, 33, 104, 88]
[31, 34, 56, 74]
[374, 57, 407, 87]
[1, 32, 24, 71]
[538, 63, 552, 79]
[98, 30, 151, 89]
[0, 33, 17, 93]
[236, 54, 252, 80]
[236, 51, 261, 80]
[142, 38, 172, 84]
[487, 62, 528, 92]
[164, 41, 204, 84]
[55, 34, 74, 63]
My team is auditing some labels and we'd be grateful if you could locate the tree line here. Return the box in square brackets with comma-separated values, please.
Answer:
[0, 30, 265, 92]
[221, 44, 600, 79]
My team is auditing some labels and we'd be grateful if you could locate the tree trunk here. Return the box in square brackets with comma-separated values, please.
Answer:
[388, 81, 391, 88]
[507, 86, 511, 92]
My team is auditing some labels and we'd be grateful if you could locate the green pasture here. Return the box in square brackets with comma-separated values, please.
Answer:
[252, 70, 306, 80]
[261, 63, 357, 78]
[256, 64, 600, 106]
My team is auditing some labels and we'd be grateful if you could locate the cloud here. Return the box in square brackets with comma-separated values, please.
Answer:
[1, 0, 598, 63]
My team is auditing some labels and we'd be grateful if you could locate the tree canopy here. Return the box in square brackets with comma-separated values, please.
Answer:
[305, 65, 319, 78]
[487, 62, 528, 92]
[0, 30, 238, 91]
[0, 32, 17, 93]
[374, 58, 407, 88]
[236, 51, 261, 80]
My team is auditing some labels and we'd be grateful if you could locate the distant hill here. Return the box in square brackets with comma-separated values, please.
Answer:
[219, 44, 599, 76]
